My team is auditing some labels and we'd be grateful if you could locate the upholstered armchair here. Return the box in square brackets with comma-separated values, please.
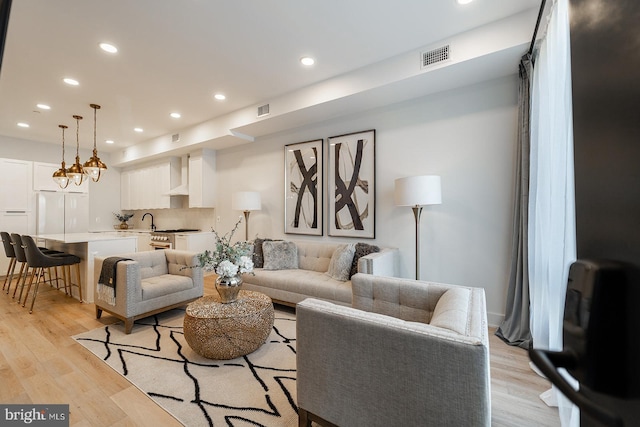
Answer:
[296, 273, 491, 427]
[94, 249, 203, 334]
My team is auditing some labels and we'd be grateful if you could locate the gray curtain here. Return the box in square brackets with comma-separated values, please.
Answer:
[495, 54, 532, 349]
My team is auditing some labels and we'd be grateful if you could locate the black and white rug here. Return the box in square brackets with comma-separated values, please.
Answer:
[73, 308, 298, 427]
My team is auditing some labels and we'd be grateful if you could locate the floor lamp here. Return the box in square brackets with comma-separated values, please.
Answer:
[394, 175, 442, 280]
[232, 191, 261, 240]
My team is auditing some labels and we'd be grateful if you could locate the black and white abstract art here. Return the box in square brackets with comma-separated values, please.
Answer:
[284, 139, 323, 236]
[328, 129, 375, 238]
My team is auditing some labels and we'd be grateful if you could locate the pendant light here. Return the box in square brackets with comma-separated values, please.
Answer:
[52, 124, 70, 189]
[83, 103, 107, 182]
[67, 115, 86, 186]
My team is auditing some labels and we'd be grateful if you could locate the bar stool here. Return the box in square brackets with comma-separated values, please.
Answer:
[10, 233, 32, 300]
[10, 234, 69, 302]
[1, 231, 17, 293]
[21, 235, 82, 313]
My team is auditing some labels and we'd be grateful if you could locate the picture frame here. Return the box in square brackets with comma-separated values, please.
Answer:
[284, 139, 323, 236]
[328, 129, 375, 238]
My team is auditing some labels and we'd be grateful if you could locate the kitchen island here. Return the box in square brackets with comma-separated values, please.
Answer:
[37, 233, 138, 303]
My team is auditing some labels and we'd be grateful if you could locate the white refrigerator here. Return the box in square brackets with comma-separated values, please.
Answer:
[36, 192, 89, 235]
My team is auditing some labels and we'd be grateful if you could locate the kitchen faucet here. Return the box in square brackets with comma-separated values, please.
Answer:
[142, 212, 156, 231]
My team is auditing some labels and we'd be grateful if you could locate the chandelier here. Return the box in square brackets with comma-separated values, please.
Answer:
[52, 103, 108, 188]
[66, 114, 86, 186]
[52, 124, 70, 189]
[83, 103, 107, 182]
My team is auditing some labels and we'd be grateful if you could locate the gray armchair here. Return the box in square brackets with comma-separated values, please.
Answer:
[94, 249, 203, 334]
[296, 273, 490, 427]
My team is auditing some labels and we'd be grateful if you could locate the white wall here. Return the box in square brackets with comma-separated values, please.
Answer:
[214, 75, 518, 325]
[0, 135, 121, 232]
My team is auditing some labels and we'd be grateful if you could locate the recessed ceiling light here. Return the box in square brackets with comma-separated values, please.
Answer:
[214, 93, 226, 101]
[105, 139, 114, 144]
[457, 0, 473, 4]
[99, 42, 118, 53]
[36, 103, 51, 110]
[300, 56, 315, 66]
[63, 77, 79, 86]
[134, 127, 143, 133]
[17, 122, 29, 128]
[170, 112, 181, 118]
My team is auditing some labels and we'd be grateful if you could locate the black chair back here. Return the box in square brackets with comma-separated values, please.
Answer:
[10, 233, 26, 263]
[1, 231, 15, 258]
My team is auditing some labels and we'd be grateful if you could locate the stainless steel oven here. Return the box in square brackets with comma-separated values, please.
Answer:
[149, 229, 200, 250]
[149, 237, 172, 250]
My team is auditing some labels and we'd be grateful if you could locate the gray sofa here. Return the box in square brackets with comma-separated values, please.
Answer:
[297, 273, 491, 427]
[242, 240, 397, 307]
[93, 249, 203, 334]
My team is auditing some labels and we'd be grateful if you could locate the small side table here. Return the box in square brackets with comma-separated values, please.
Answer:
[183, 290, 275, 360]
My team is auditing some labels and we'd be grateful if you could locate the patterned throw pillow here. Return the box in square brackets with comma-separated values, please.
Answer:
[263, 241, 298, 270]
[326, 243, 356, 282]
[349, 242, 381, 278]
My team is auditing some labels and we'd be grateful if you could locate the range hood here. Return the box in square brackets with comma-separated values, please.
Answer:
[168, 155, 189, 196]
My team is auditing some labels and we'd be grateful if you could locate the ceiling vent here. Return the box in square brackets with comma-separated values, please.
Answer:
[257, 104, 270, 117]
[172, 133, 180, 143]
[421, 45, 450, 69]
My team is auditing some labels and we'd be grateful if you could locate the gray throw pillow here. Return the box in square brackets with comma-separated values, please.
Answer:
[326, 243, 356, 281]
[263, 241, 298, 270]
[349, 242, 380, 278]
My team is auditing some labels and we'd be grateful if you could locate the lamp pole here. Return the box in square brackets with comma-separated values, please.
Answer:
[412, 205, 423, 280]
[243, 210, 251, 241]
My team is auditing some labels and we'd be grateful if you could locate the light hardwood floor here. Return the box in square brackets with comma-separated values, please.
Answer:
[0, 275, 559, 426]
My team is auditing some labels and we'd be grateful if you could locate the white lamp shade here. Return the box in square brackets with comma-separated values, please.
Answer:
[394, 175, 442, 206]
[232, 191, 261, 211]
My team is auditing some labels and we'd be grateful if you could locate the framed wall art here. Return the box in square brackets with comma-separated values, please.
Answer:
[284, 139, 323, 235]
[328, 129, 375, 238]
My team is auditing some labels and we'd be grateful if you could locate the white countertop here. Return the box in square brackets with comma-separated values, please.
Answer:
[95, 229, 214, 235]
[37, 233, 139, 243]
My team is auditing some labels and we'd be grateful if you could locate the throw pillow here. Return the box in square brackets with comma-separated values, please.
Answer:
[349, 242, 380, 278]
[263, 241, 298, 270]
[252, 237, 271, 268]
[326, 243, 356, 281]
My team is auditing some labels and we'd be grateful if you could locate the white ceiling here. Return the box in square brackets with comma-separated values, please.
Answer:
[0, 0, 541, 157]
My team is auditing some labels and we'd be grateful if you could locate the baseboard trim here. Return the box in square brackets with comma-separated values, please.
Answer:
[487, 312, 504, 328]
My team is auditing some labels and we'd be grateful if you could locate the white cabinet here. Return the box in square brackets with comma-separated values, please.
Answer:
[137, 232, 152, 251]
[33, 161, 89, 193]
[174, 232, 214, 252]
[0, 158, 32, 212]
[1, 158, 35, 276]
[174, 235, 188, 251]
[189, 149, 216, 208]
[33, 162, 60, 191]
[120, 159, 180, 210]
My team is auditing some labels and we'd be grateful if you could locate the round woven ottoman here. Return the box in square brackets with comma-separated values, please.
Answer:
[183, 290, 275, 360]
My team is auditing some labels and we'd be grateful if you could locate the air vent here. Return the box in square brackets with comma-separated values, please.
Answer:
[421, 45, 450, 69]
[257, 104, 270, 117]
[172, 133, 180, 143]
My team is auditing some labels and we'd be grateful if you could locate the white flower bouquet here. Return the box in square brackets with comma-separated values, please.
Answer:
[197, 218, 254, 279]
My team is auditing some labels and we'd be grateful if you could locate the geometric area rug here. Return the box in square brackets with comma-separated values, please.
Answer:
[72, 307, 298, 427]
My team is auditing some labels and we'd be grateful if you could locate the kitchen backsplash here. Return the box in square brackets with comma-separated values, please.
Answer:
[125, 208, 217, 232]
